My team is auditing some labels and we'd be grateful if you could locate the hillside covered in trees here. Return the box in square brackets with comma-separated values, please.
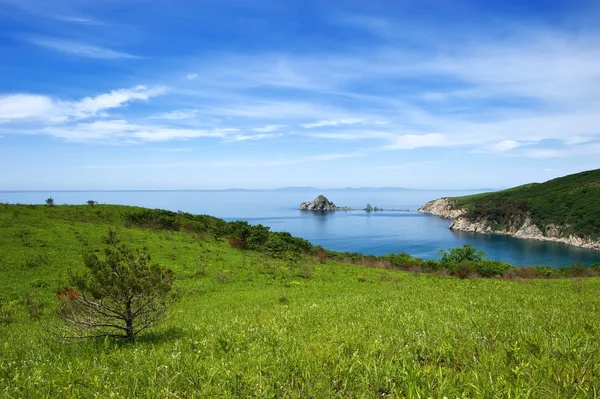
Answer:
[421, 169, 600, 248]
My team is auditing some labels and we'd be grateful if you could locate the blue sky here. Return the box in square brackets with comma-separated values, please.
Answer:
[1, 0, 599, 190]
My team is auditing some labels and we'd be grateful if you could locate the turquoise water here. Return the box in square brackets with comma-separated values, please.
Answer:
[2, 189, 600, 267]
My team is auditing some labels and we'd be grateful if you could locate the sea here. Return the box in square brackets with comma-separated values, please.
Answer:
[2, 189, 600, 267]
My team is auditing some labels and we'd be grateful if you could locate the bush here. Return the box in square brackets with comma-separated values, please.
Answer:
[385, 253, 418, 269]
[589, 262, 600, 273]
[451, 260, 475, 279]
[474, 260, 514, 277]
[439, 245, 485, 267]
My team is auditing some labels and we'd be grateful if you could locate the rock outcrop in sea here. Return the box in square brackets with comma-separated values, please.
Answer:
[419, 198, 600, 250]
[364, 204, 383, 212]
[299, 195, 352, 211]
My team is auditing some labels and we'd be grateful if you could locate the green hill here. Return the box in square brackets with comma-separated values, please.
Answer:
[2, 203, 600, 397]
[452, 169, 600, 240]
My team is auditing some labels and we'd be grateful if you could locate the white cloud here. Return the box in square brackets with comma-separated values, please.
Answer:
[151, 109, 199, 120]
[302, 118, 366, 128]
[223, 133, 281, 142]
[386, 134, 448, 150]
[186, 73, 199, 80]
[86, 151, 364, 169]
[304, 130, 392, 140]
[489, 140, 522, 152]
[0, 94, 65, 123]
[72, 86, 167, 118]
[131, 128, 223, 142]
[371, 161, 441, 170]
[52, 15, 104, 25]
[0, 86, 167, 124]
[519, 149, 566, 159]
[252, 125, 285, 133]
[40, 120, 232, 143]
[28, 37, 141, 59]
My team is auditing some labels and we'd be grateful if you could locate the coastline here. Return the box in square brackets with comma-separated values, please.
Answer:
[419, 198, 600, 251]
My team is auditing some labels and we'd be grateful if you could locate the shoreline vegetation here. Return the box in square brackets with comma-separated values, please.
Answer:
[419, 168, 600, 251]
[3, 202, 600, 396]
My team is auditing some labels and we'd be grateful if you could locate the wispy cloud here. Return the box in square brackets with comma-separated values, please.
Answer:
[40, 120, 231, 143]
[0, 85, 167, 123]
[86, 150, 365, 169]
[222, 133, 282, 142]
[385, 134, 448, 150]
[151, 109, 199, 120]
[186, 73, 199, 80]
[27, 37, 141, 59]
[371, 161, 442, 170]
[0, 94, 66, 123]
[53, 15, 104, 25]
[301, 118, 366, 128]
[252, 125, 285, 133]
[72, 86, 167, 118]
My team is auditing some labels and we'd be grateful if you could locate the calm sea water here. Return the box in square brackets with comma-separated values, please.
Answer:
[2, 189, 600, 267]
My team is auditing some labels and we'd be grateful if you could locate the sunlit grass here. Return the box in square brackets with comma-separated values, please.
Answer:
[1, 204, 600, 397]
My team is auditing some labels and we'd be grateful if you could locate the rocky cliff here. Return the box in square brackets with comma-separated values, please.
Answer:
[418, 198, 466, 219]
[419, 198, 600, 250]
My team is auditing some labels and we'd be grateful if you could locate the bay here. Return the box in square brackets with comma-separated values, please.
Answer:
[2, 189, 600, 267]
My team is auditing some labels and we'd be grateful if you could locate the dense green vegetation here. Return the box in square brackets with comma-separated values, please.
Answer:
[452, 168, 600, 239]
[2, 203, 600, 397]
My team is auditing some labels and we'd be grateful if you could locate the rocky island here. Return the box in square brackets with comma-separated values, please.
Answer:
[299, 195, 352, 211]
[299, 196, 410, 212]
[419, 169, 600, 250]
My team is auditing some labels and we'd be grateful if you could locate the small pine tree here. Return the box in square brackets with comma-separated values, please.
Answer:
[57, 230, 177, 342]
[45, 197, 55, 206]
[86, 200, 96, 207]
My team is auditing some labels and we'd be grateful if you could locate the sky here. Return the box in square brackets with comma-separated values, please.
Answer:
[0, 0, 599, 190]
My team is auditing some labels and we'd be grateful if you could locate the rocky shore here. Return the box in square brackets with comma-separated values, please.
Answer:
[419, 198, 600, 250]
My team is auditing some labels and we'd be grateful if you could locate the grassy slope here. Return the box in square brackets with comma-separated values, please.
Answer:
[1, 204, 600, 398]
[452, 169, 600, 239]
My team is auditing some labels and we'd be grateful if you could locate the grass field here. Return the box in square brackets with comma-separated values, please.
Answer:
[1, 204, 600, 398]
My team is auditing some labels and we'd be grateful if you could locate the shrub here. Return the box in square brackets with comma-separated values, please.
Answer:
[45, 197, 55, 206]
[421, 260, 441, 271]
[474, 260, 514, 277]
[590, 262, 600, 272]
[567, 262, 587, 277]
[385, 253, 417, 269]
[451, 260, 476, 279]
[439, 244, 485, 267]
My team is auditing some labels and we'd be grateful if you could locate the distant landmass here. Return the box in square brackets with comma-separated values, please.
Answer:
[419, 169, 600, 250]
[223, 186, 500, 192]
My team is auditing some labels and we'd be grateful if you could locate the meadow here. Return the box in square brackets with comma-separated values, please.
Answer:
[1, 203, 600, 398]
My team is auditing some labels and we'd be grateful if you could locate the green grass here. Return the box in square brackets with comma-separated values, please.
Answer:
[2, 204, 600, 397]
[451, 168, 600, 239]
